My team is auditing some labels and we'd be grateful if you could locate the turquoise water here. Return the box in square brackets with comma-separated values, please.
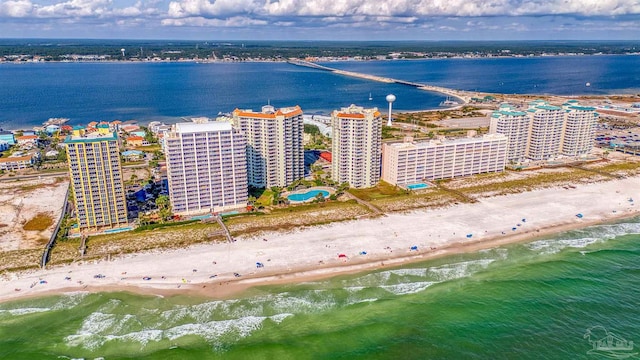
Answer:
[2, 217, 640, 359]
[407, 183, 429, 190]
[102, 227, 133, 234]
[287, 190, 330, 202]
[190, 214, 212, 220]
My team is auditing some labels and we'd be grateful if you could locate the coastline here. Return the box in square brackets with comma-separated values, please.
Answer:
[1, 175, 638, 304]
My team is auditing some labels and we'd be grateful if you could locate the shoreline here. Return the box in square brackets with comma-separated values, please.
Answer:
[1, 176, 638, 304]
[2, 52, 638, 66]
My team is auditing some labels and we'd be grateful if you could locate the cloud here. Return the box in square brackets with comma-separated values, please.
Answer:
[165, 0, 640, 19]
[0, 0, 33, 17]
[1, 0, 640, 39]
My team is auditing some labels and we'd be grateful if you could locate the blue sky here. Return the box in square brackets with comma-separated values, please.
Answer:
[0, 0, 639, 40]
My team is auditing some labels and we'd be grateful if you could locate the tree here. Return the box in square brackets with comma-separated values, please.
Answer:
[155, 195, 172, 223]
[270, 186, 282, 205]
[56, 147, 67, 162]
[143, 127, 157, 144]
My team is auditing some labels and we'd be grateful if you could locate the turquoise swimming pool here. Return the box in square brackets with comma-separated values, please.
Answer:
[407, 183, 429, 190]
[287, 189, 330, 202]
[103, 227, 133, 234]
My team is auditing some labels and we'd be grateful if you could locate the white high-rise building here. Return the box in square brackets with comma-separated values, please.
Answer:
[331, 104, 382, 188]
[489, 104, 530, 163]
[232, 105, 304, 189]
[490, 100, 598, 162]
[381, 134, 507, 185]
[561, 100, 598, 157]
[164, 122, 248, 215]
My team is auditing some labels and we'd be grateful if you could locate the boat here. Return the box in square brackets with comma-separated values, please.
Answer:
[439, 97, 460, 106]
[368, 92, 372, 101]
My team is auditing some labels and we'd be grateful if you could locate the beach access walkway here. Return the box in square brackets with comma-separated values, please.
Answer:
[214, 214, 234, 243]
[288, 60, 476, 104]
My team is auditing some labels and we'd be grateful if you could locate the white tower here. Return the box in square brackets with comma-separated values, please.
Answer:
[386, 94, 396, 127]
[121, 48, 125, 57]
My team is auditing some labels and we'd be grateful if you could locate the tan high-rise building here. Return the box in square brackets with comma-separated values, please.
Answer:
[489, 104, 530, 163]
[65, 130, 128, 229]
[381, 134, 507, 185]
[526, 100, 565, 161]
[561, 101, 598, 157]
[490, 100, 598, 162]
[164, 121, 248, 215]
[232, 105, 304, 188]
[331, 104, 382, 188]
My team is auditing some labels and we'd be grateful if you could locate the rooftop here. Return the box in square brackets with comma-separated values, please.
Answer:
[173, 121, 233, 134]
[64, 131, 118, 144]
[386, 134, 507, 150]
[233, 105, 303, 119]
[333, 104, 381, 118]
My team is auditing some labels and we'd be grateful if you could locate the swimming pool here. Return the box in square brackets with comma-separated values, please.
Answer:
[103, 227, 133, 234]
[287, 189, 330, 202]
[407, 183, 429, 190]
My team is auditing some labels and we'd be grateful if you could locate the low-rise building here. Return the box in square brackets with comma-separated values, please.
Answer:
[16, 135, 39, 146]
[0, 131, 15, 145]
[382, 134, 507, 185]
[122, 150, 145, 161]
[126, 135, 147, 147]
[0, 155, 33, 171]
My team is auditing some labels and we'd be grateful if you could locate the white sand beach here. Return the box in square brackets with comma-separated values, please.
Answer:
[1, 176, 638, 303]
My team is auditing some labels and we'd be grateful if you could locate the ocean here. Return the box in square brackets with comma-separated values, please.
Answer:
[2, 217, 640, 359]
[1, 55, 639, 130]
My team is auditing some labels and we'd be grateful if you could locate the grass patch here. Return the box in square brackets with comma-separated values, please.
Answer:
[134, 219, 199, 232]
[226, 200, 372, 237]
[0, 249, 42, 272]
[255, 189, 274, 207]
[23, 212, 54, 231]
[348, 181, 409, 201]
[134, 144, 162, 152]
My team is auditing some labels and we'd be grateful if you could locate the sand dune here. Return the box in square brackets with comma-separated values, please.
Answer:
[1, 176, 638, 303]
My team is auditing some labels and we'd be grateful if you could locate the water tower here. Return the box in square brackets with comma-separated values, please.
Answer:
[386, 94, 396, 127]
[121, 48, 125, 57]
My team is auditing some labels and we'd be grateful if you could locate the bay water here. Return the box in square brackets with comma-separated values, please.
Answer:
[1, 55, 639, 130]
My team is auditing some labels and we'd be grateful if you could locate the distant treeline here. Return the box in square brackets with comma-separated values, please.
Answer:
[1, 39, 639, 61]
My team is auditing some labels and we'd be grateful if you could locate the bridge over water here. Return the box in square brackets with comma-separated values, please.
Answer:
[288, 60, 476, 105]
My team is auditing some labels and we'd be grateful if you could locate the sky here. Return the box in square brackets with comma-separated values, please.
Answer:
[0, 0, 639, 40]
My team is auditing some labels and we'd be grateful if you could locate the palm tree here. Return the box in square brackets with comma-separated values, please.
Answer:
[155, 195, 172, 223]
